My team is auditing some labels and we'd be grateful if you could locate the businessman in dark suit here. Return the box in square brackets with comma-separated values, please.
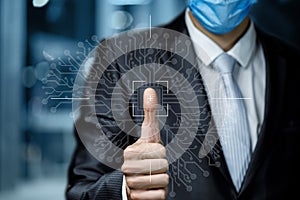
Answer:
[66, 0, 300, 199]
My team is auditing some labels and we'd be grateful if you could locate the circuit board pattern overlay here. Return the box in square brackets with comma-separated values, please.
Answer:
[44, 28, 223, 197]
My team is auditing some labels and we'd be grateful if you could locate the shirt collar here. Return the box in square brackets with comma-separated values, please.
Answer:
[185, 8, 257, 68]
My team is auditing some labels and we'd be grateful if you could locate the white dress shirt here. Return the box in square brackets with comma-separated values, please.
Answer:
[185, 8, 266, 151]
[122, 9, 266, 199]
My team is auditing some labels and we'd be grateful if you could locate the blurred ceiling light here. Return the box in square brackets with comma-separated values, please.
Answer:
[109, 0, 151, 5]
[111, 10, 133, 30]
[43, 50, 55, 61]
[32, 0, 50, 8]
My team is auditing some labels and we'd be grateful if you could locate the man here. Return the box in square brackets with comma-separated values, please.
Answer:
[66, 0, 300, 199]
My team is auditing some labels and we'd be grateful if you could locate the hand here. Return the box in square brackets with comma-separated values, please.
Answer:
[122, 88, 169, 200]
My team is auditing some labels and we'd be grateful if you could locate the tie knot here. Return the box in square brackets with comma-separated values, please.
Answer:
[213, 53, 236, 74]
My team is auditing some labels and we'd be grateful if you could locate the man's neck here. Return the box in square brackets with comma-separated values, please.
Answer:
[188, 10, 250, 52]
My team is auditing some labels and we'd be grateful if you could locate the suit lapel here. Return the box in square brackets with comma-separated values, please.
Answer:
[239, 29, 287, 195]
[163, 12, 289, 194]
[166, 11, 238, 190]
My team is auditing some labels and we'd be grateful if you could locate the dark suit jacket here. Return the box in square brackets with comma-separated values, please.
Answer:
[66, 11, 300, 200]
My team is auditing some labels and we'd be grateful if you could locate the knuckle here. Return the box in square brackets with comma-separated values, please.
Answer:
[159, 189, 167, 199]
[126, 178, 137, 188]
[163, 173, 169, 185]
[124, 146, 133, 155]
[126, 179, 133, 188]
[123, 151, 131, 160]
[121, 164, 127, 173]
[123, 146, 138, 160]
[162, 159, 169, 170]
[130, 192, 138, 200]
[155, 143, 166, 157]
[121, 162, 131, 173]
[160, 146, 167, 158]
[123, 148, 130, 158]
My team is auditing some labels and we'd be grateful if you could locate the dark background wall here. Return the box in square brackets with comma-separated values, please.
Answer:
[250, 0, 300, 48]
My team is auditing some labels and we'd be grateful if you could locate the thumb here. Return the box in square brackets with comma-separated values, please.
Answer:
[139, 87, 161, 143]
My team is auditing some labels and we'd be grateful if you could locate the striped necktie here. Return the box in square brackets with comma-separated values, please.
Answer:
[213, 53, 251, 191]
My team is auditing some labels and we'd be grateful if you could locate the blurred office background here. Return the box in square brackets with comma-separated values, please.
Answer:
[0, 0, 299, 199]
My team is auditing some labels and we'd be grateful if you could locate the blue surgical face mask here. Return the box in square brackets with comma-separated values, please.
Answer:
[188, 0, 257, 35]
